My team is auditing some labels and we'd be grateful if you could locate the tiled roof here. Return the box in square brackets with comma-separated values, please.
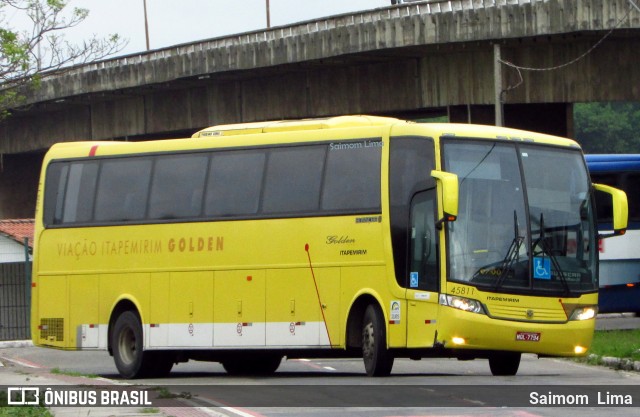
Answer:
[0, 219, 34, 248]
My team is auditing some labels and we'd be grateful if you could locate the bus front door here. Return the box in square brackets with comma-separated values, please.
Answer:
[406, 190, 440, 348]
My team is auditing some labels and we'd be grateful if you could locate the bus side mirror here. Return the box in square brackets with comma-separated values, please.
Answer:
[431, 170, 458, 229]
[593, 183, 628, 238]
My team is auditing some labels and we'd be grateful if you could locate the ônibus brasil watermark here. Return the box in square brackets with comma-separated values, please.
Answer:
[6, 387, 152, 407]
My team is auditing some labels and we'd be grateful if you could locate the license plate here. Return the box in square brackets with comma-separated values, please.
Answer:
[516, 331, 541, 342]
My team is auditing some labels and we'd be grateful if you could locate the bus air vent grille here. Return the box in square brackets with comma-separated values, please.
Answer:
[40, 318, 64, 341]
[487, 305, 566, 322]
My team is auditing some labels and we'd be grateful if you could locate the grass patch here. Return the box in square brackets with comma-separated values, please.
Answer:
[152, 387, 175, 399]
[0, 408, 52, 417]
[50, 367, 98, 379]
[150, 387, 192, 400]
[0, 391, 52, 417]
[588, 329, 640, 360]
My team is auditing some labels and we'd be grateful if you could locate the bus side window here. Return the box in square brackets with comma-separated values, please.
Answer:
[148, 154, 208, 220]
[63, 162, 98, 224]
[205, 151, 266, 217]
[409, 189, 438, 292]
[262, 146, 325, 214]
[95, 159, 152, 222]
[322, 142, 381, 212]
[44, 162, 98, 226]
[43, 163, 68, 226]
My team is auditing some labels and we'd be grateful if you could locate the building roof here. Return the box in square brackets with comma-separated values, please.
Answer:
[0, 219, 34, 249]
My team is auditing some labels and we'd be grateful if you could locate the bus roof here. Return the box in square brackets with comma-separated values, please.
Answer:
[585, 154, 640, 172]
[45, 116, 580, 160]
[191, 115, 398, 137]
[192, 116, 579, 147]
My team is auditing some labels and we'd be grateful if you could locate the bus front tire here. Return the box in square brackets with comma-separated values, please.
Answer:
[488, 352, 521, 376]
[112, 310, 156, 379]
[362, 304, 394, 376]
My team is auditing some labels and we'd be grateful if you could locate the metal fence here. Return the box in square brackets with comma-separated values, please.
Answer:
[0, 239, 31, 341]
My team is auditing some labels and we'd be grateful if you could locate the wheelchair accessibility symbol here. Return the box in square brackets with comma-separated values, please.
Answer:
[410, 272, 419, 288]
[533, 257, 551, 280]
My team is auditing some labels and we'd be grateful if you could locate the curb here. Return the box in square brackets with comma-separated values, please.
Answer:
[0, 340, 33, 349]
[587, 354, 640, 372]
[597, 313, 638, 319]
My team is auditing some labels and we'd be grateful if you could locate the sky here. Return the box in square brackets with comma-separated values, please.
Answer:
[51, 0, 392, 57]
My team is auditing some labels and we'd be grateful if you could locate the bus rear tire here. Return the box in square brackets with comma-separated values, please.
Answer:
[488, 352, 521, 376]
[112, 310, 151, 379]
[362, 304, 394, 376]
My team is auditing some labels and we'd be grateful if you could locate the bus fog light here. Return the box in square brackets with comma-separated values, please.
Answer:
[574, 346, 587, 354]
[440, 294, 485, 314]
[452, 337, 466, 345]
[569, 306, 597, 321]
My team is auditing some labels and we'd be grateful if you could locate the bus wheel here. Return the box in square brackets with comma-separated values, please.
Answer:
[488, 352, 521, 376]
[112, 311, 147, 379]
[362, 304, 394, 376]
[221, 359, 248, 375]
[252, 354, 282, 375]
[222, 354, 282, 376]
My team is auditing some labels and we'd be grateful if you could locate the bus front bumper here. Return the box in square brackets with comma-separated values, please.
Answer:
[436, 307, 595, 357]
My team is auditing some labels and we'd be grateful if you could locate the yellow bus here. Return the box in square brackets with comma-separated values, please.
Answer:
[32, 116, 627, 378]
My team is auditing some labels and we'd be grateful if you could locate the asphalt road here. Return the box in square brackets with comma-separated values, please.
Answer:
[1, 342, 639, 417]
[0, 314, 638, 417]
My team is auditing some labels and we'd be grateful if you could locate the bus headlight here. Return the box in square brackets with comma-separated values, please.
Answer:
[440, 294, 485, 314]
[569, 306, 598, 321]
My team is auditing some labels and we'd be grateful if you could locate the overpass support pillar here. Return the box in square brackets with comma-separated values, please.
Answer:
[448, 103, 574, 138]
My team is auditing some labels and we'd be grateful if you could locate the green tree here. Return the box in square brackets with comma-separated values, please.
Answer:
[0, 0, 126, 117]
[574, 102, 640, 153]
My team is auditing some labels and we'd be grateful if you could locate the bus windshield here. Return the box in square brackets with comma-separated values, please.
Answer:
[443, 140, 597, 295]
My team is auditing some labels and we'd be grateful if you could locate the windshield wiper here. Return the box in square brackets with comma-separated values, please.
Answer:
[533, 213, 570, 294]
[494, 211, 524, 291]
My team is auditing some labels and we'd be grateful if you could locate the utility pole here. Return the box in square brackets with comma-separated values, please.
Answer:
[266, 0, 271, 28]
[493, 43, 504, 127]
[143, 0, 150, 51]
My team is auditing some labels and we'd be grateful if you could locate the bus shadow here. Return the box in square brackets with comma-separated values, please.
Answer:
[103, 370, 464, 381]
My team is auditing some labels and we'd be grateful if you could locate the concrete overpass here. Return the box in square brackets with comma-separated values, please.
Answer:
[0, 0, 639, 218]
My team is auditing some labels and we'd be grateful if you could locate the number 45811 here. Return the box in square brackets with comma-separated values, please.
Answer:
[450, 286, 475, 296]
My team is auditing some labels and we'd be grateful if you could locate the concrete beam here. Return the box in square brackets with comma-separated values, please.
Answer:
[9, 0, 636, 107]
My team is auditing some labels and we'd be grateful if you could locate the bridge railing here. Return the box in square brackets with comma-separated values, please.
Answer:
[8, 0, 637, 105]
[48, 0, 534, 75]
